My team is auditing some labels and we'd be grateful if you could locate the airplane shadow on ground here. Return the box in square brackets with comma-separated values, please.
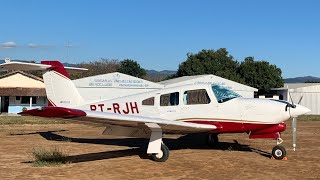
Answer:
[27, 131, 272, 163]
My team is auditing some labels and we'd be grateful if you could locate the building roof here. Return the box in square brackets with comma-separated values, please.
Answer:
[273, 83, 320, 90]
[0, 71, 43, 82]
[158, 75, 207, 85]
[0, 88, 46, 96]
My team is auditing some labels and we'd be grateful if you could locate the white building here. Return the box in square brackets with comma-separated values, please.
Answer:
[158, 75, 258, 98]
[272, 83, 320, 115]
[73, 72, 164, 101]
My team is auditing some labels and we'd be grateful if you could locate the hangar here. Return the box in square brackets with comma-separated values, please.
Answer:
[272, 83, 320, 115]
[159, 75, 258, 98]
[73, 72, 164, 101]
[74, 74, 258, 101]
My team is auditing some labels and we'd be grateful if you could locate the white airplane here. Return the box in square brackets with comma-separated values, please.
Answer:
[0, 60, 310, 162]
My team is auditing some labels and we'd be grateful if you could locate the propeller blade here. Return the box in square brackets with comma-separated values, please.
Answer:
[298, 95, 303, 104]
[292, 116, 297, 151]
[289, 92, 294, 105]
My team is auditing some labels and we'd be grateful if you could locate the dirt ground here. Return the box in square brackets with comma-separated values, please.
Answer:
[0, 121, 319, 180]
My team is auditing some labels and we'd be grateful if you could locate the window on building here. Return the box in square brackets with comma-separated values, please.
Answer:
[183, 89, 211, 105]
[142, 97, 155, 106]
[16, 96, 21, 101]
[160, 92, 179, 106]
[21, 96, 37, 104]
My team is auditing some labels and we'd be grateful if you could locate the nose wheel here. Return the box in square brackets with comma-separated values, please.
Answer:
[272, 138, 287, 160]
[272, 145, 286, 160]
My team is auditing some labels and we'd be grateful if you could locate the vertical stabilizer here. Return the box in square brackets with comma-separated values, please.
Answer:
[41, 61, 83, 107]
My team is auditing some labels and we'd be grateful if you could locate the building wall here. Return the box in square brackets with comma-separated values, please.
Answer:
[0, 73, 45, 88]
[8, 96, 47, 114]
[290, 92, 320, 115]
[288, 85, 320, 115]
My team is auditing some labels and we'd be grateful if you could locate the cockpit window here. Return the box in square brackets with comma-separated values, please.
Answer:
[211, 85, 241, 103]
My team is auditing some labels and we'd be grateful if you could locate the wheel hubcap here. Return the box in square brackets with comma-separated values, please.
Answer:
[155, 150, 163, 159]
[275, 149, 283, 157]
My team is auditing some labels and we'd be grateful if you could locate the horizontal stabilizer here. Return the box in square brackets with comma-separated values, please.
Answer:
[19, 107, 86, 118]
[0, 61, 87, 73]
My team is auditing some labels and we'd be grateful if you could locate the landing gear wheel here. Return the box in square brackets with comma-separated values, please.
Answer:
[151, 144, 169, 162]
[207, 134, 219, 147]
[272, 145, 286, 160]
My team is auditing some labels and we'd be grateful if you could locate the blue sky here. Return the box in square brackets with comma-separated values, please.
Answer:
[0, 0, 319, 78]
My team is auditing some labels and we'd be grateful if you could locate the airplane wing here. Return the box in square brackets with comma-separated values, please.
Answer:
[0, 61, 87, 73]
[19, 107, 216, 134]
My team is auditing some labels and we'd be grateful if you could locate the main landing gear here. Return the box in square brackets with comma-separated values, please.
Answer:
[151, 143, 170, 162]
[272, 138, 287, 160]
[207, 134, 219, 147]
[144, 123, 170, 162]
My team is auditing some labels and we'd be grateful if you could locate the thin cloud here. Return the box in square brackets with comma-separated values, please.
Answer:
[64, 42, 79, 48]
[28, 43, 54, 48]
[1, 41, 17, 48]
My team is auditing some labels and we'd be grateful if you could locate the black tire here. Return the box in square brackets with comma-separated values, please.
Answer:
[207, 134, 219, 147]
[151, 144, 169, 162]
[272, 145, 286, 160]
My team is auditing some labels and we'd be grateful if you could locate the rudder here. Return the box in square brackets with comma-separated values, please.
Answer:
[41, 61, 83, 107]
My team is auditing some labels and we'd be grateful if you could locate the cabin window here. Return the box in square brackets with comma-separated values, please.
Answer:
[142, 97, 155, 106]
[183, 89, 211, 105]
[160, 92, 179, 106]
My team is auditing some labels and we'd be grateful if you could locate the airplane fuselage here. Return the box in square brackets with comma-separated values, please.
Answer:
[75, 84, 290, 136]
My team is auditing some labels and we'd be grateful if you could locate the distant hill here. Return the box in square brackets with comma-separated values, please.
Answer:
[284, 76, 320, 83]
[146, 70, 176, 76]
[145, 70, 176, 82]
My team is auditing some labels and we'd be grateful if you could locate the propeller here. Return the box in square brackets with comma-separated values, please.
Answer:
[288, 93, 308, 151]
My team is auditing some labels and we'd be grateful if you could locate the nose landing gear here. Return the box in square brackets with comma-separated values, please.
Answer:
[271, 138, 287, 160]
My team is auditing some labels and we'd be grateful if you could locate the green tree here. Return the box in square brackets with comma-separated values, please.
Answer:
[238, 57, 283, 91]
[118, 59, 146, 78]
[176, 48, 244, 83]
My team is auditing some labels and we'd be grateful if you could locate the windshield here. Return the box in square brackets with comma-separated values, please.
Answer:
[211, 85, 241, 103]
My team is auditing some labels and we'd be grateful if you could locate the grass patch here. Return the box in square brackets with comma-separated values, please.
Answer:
[32, 147, 69, 167]
[297, 115, 320, 121]
[0, 116, 66, 125]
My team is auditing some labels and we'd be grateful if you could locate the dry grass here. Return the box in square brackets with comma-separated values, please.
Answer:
[32, 147, 69, 167]
[0, 116, 66, 125]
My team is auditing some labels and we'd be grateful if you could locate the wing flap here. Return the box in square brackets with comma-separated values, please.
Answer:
[19, 107, 216, 134]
